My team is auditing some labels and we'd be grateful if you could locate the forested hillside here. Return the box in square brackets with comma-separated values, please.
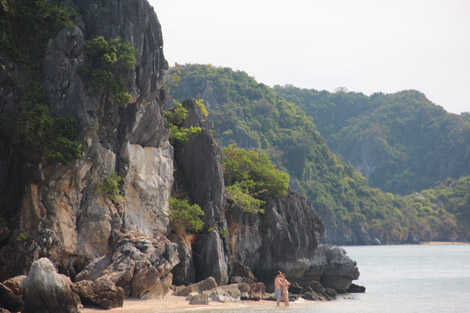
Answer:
[168, 64, 469, 243]
[274, 86, 470, 195]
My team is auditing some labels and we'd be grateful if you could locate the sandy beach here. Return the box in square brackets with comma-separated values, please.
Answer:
[420, 241, 470, 245]
[80, 295, 285, 313]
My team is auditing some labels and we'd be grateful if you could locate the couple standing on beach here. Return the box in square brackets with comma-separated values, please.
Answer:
[274, 271, 291, 307]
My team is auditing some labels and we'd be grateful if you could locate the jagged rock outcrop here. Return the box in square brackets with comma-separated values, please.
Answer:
[22, 258, 80, 313]
[0, 282, 23, 313]
[172, 99, 232, 285]
[75, 231, 179, 299]
[0, 0, 172, 282]
[303, 244, 360, 292]
[174, 277, 217, 297]
[204, 284, 241, 303]
[227, 190, 325, 290]
[72, 277, 124, 309]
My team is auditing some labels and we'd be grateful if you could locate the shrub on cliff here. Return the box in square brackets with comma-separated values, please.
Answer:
[18, 84, 84, 165]
[165, 100, 201, 143]
[169, 198, 204, 237]
[80, 36, 136, 106]
[1, 0, 84, 165]
[222, 145, 289, 213]
[94, 171, 125, 203]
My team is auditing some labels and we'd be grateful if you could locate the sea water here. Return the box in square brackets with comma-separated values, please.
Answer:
[181, 244, 470, 313]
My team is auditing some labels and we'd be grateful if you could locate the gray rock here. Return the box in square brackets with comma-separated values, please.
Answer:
[170, 235, 196, 286]
[229, 276, 256, 285]
[188, 293, 209, 305]
[304, 244, 359, 292]
[193, 230, 231, 286]
[175, 277, 218, 297]
[204, 284, 241, 303]
[22, 258, 80, 313]
[231, 260, 256, 281]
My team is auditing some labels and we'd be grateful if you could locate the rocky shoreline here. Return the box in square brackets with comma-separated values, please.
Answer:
[0, 243, 364, 312]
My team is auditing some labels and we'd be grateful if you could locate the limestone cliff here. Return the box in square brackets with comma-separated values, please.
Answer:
[0, 0, 174, 286]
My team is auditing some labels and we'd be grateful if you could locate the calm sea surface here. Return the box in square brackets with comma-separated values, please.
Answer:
[180, 244, 470, 313]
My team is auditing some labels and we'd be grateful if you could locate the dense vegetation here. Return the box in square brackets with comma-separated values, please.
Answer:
[80, 36, 136, 106]
[169, 198, 204, 238]
[0, 0, 77, 71]
[0, 0, 84, 165]
[223, 145, 289, 214]
[274, 86, 470, 195]
[169, 64, 469, 243]
[164, 100, 201, 143]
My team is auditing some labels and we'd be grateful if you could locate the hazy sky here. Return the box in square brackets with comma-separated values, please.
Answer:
[149, 0, 470, 114]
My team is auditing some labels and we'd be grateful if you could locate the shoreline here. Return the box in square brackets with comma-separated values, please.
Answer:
[420, 241, 470, 245]
[79, 295, 297, 313]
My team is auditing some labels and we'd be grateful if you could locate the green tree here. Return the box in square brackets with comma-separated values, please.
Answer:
[164, 101, 201, 143]
[169, 198, 204, 236]
[81, 36, 136, 106]
[222, 145, 289, 213]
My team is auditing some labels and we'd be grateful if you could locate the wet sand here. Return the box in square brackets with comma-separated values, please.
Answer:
[80, 295, 281, 313]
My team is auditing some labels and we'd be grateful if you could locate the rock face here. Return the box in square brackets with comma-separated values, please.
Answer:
[22, 258, 80, 313]
[0, 0, 171, 281]
[172, 99, 232, 285]
[228, 190, 325, 290]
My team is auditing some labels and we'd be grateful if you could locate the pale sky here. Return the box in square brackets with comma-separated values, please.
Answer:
[149, 0, 470, 114]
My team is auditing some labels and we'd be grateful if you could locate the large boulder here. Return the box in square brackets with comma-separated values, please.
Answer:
[304, 244, 360, 292]
[72, 277, 124, 309]
[174, 277, 218, 297]
[22, 258, 80, 313]
[2, 275, 25, 298]
[204, 284, 241, 303]
[76, 231, 179, 299]
[188, 293, 209, 305]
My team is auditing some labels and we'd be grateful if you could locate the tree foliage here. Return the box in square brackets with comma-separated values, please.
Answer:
[19, 92, 84, 164]
[1, 0, 83, 165]
[0, 0, 78, 70]
[275, 86, 470, 195]
[81, 36, 136, 106]
[164, 101, 201, 143]
[169, 198, 204, 236]
[222, 145, 289, 213]
[94, 171, 124, 203]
